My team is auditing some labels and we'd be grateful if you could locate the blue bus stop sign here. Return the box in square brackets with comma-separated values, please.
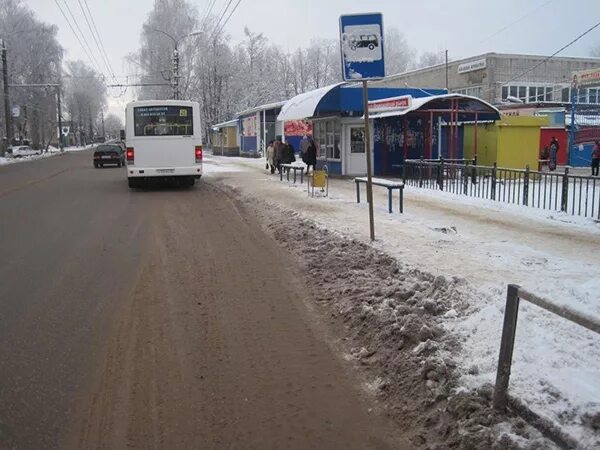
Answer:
[339, 13, 385, 81]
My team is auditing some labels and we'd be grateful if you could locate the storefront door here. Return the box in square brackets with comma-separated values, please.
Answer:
[347, 125, 368, 175]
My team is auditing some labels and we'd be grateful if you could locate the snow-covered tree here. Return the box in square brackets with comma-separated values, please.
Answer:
[64, 61, 106, 145]
[103, 113, 123, 140]
[384, 27, 416, 76]
[417, 50, 446, 69]
[0, 0, 63, 149]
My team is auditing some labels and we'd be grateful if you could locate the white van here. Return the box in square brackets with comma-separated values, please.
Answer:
[125, 100, 203, 188]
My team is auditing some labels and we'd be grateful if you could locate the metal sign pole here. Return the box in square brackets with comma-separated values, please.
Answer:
[362, 80, 375, 241]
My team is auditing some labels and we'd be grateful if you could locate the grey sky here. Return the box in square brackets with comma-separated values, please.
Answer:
[27, 0, 600, 118]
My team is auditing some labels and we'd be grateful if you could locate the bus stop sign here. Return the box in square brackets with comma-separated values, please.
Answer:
[339, 13, 385, 81]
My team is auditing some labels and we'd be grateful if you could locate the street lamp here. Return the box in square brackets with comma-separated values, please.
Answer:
[149, 28, 204, 100]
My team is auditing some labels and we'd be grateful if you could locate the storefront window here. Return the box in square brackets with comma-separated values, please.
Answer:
[350, 127, 365, 153]
[314, 118, 341, 160]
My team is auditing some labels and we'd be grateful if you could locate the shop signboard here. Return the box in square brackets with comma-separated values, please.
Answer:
[457, 58, 487, 74]
[368, 95, 412, 113]
[284, 120, 312, 136]
[242, 115, 256, 137]
[572, 67, 600, 88]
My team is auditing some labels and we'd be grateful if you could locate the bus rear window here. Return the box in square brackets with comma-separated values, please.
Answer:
[133, 106, 193, 136]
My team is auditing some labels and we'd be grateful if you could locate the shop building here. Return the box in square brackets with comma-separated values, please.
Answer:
[374, 52, 600, 106]
[211, 120, 239, 156]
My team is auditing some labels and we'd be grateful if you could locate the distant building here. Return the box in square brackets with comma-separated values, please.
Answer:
[374, 52, 600, 106]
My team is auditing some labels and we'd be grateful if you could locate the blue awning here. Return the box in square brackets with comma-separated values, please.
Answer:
[278, 83, 447, 121]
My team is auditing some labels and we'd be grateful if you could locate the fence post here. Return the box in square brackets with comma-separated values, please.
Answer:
[561, 167, 569, 212]
[523, 165, 530, 206]
[419, 156, 424, 188]
[471, 156, 477, 185]
[463, 160, 468, 194]
[439, 157, 445, 191]
[491, 162, 497, 201]
[493, 284, 521, 411]
[401, 162, 406, 185]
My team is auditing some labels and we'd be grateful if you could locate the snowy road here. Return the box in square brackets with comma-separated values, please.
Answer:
[0, 152, 407, 449]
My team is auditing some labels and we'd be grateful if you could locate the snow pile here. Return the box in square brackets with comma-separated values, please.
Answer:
[211, 156, 600, 447]
[244, 197, 555, 449]
[0, 145, 91, 166]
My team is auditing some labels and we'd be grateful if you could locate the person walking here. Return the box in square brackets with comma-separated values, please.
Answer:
[266, 140, 275, 174]
[592, 140, 600, 176]
[548, 137, 559, 171]
[273, 137, 284, 174]
[303, 138, 317, 175]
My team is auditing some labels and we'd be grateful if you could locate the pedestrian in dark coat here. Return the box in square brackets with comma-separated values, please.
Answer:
[303, 138, 317, 174]
[549, 137, 559, 171]
[592, 140, 600, 176]
[273, 137, 284, 174]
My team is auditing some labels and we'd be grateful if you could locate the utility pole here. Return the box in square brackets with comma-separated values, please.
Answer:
[445, 50, 449, 91]
[172, 47, 180, 100]
[101, 109, 105, 138]
[56, 85, 63, 151]
[2, 40, 11, 156]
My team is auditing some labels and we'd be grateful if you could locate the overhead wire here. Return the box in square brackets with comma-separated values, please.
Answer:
[210, 0, 243, 41]
[57, 0, 105, 77]
[479, 0, 557, 45]
[53, 0, 103, 77]
[503, 20, 600, 85]
[201, 0, 218, 23]
[210, 0, 234, 39]
[77, 0, 115, 79]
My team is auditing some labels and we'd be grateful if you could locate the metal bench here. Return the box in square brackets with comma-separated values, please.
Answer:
[280, 164, 305, 184]
[354, 177, 404, 213]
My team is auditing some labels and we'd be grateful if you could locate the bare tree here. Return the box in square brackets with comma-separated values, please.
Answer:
[103, 113, 123, 140]
[135, 0, 198, 100]
[64, 61, 106, 145]
[384, 26, 416, 76]
[0, 0, 63, 148]
[417, 50, 445, 69]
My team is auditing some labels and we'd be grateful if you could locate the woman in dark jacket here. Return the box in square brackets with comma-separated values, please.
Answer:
[303, 139, 317, 175]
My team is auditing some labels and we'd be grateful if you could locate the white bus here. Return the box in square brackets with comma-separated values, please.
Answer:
[125, 100, 203, 188]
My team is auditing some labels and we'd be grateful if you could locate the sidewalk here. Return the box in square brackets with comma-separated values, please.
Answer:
[203, 154, 600, 447]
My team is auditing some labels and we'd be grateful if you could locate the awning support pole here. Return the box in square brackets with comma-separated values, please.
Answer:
[429, 111, 434, 159]
[474, 112, 478, 160]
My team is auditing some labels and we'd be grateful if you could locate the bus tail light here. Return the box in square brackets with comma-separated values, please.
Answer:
[195, 146, 203, 162]
[126, 147, 134, 163]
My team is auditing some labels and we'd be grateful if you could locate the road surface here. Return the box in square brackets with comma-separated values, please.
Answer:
[0, 152, 405, 449]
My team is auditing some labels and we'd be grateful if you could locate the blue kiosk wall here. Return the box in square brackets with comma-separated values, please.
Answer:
[374, 116, 464, 176]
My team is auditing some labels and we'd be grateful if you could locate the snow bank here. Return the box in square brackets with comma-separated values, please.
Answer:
[208, 155, 600, 447]
[0, 144, 92, 166]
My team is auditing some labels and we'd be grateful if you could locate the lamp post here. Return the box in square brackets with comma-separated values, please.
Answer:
[149, 29, 203, 100]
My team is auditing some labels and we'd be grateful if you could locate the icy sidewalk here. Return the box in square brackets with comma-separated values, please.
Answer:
[206, 155, 600, 448]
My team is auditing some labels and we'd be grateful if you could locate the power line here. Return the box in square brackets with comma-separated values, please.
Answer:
[201, 0, 218, 23]
[479, 0, 556, 44]
[211, 0, 243, 40]
[53, 0, 103, 75]
[57, 0, 105, 76]
[210, 0, 234, 39]
[77, 0, 115, 78]
[504, 20, 600, 85]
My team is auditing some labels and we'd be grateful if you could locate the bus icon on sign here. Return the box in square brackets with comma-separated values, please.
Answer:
[349, 34, 379, 51]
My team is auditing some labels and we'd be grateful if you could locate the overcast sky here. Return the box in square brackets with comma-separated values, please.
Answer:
[27, 0, 600, 118]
